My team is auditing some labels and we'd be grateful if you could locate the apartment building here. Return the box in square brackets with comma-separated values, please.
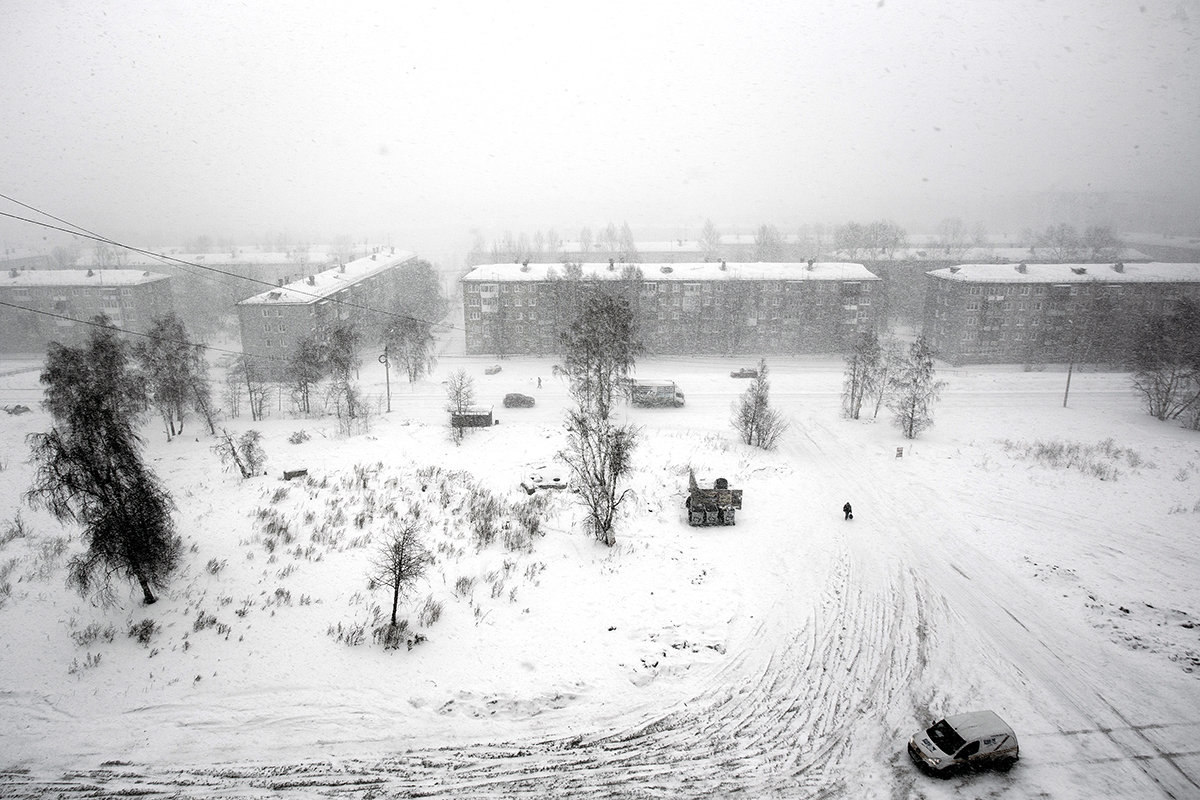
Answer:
[235, 249, 415, 374]
[0, 268, 173, 353]
[923, 262, 1200, 364]
[461, 261, 882, 356]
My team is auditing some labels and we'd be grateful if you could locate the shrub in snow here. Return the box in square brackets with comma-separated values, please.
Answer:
[0, 514, 29, 548]
[213, 429, 267, 479]
[68, 653, 102, 676]
[71, 623, 115, 647]
[288, 429, 311, 445]
[128, 618, 158, 646]
[417, 595, 443, 627]
[192, 610, 218, 632]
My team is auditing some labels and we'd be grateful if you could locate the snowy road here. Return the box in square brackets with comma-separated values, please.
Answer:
[2, 359, 1198, 798]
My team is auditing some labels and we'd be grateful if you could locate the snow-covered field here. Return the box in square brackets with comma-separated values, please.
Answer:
[1, 355, 1198, 799]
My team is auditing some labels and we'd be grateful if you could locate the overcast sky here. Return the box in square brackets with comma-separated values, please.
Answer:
[2, 0, 1197, 258]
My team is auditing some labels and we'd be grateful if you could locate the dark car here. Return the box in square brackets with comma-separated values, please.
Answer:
[730, 368, 758, 378]
[503, 393, 535, 408]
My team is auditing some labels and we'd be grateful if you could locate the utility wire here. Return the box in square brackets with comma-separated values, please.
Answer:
[0, 299, 290, 366]
[0, 200, 461, 334]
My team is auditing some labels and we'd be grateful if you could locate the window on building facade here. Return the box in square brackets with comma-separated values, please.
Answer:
[469, 311, 480, 320]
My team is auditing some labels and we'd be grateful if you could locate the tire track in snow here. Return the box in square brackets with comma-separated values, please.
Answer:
[3, 522, 932, 798]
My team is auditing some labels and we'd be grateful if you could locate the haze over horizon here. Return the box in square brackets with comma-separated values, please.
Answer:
[2, 1, 1198, 263]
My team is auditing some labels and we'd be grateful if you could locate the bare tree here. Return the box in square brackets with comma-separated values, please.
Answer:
[136, 313, 212, 440]
[556, 290, 643, 546]
[212, 429, 266, 479]
[382, 316, 438, 386]
[888, 336, 946, 439]
[867, 335, 905, 420]
[1131, 297, 1200, 422]
[731, 358, 788, 448]
[368, 519, 429, 648]
[700, 219, 721, 260]
[936, 217, 969, 258]
[842, 330, 881, 420]
[835, 221, 867, 259]
[754, 224, 784, 261]
[445, 368, 475, 443]
[285, 332, 324, 414]
[1036, 223, 1080, 262]
[1082, 225, 1121, 262]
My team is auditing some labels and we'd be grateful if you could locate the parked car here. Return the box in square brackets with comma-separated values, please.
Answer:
[908, 710, 1019, 775]
[484, 364, 502, 375]
[730, 367, 758, 379]
[503, 392, 535, 408]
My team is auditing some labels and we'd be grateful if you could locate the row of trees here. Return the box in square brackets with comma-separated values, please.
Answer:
[843, 333, 945, 439]
[833, 220, 908, 260]
[1030, 223, 1122, 262]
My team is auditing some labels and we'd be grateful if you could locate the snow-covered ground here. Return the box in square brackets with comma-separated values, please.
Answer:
[1, 355, 1198, 798]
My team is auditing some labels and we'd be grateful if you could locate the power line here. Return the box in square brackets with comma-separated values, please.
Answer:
[0, 199, 461, 334]
[0, 299, 289, 366]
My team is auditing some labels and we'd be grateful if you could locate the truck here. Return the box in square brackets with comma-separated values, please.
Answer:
[685, 469, 742, 526]
[627, 379, 685, 408]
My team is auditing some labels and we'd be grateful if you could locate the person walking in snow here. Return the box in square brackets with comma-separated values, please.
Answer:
[843, 502, 853, 520]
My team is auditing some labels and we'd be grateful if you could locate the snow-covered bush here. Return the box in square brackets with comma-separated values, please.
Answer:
[128, 618, 158, 646]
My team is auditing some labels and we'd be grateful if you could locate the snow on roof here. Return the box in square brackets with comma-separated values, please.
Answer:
[1, 268, 169, 287]
[557, 240, 704, 253]
[833, 246, 1149, 262]
[1121, 233, 1200, 251]
[462, 261, 880, 283]
[926, 262, 1200, 283]
[237, 250, 416, 305]
[718, 233, 806, 245]
[75, 248, 336, 268]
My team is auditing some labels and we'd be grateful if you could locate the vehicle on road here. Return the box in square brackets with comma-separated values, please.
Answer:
[908, 710, 1019, 775]
[503, 393, 535, 408]
[730, 367, 758, 379]
[627, 379, 685, 408]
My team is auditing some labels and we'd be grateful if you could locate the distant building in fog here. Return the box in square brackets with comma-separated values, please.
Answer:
[0, 268, 173, 353]
[236, 248, 415, 373]
[923, 262, 1200, 365]
[461, 261, 882, 356]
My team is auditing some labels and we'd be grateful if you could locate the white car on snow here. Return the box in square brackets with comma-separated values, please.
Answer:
[908, 710, 1019, 775]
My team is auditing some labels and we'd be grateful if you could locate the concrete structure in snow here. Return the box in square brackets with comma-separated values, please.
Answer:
[235, 248, 415, 374]
[0, 268, 173, 353]
[923, 262, 1200, 364]
[461, 261, 882, 356]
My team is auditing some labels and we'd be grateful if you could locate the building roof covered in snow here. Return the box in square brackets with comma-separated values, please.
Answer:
[75, 248, 338, 269]
[237, 250, 415, 305]
[926, 262, 1200, 284]
[2, 268, 169, 287]
[462, 261, 879, 283]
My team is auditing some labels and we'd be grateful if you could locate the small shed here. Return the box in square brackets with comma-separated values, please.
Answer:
[450, 405, 494, 428]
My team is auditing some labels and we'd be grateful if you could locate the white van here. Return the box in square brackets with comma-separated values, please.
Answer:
[908, 710, 1019, 774]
